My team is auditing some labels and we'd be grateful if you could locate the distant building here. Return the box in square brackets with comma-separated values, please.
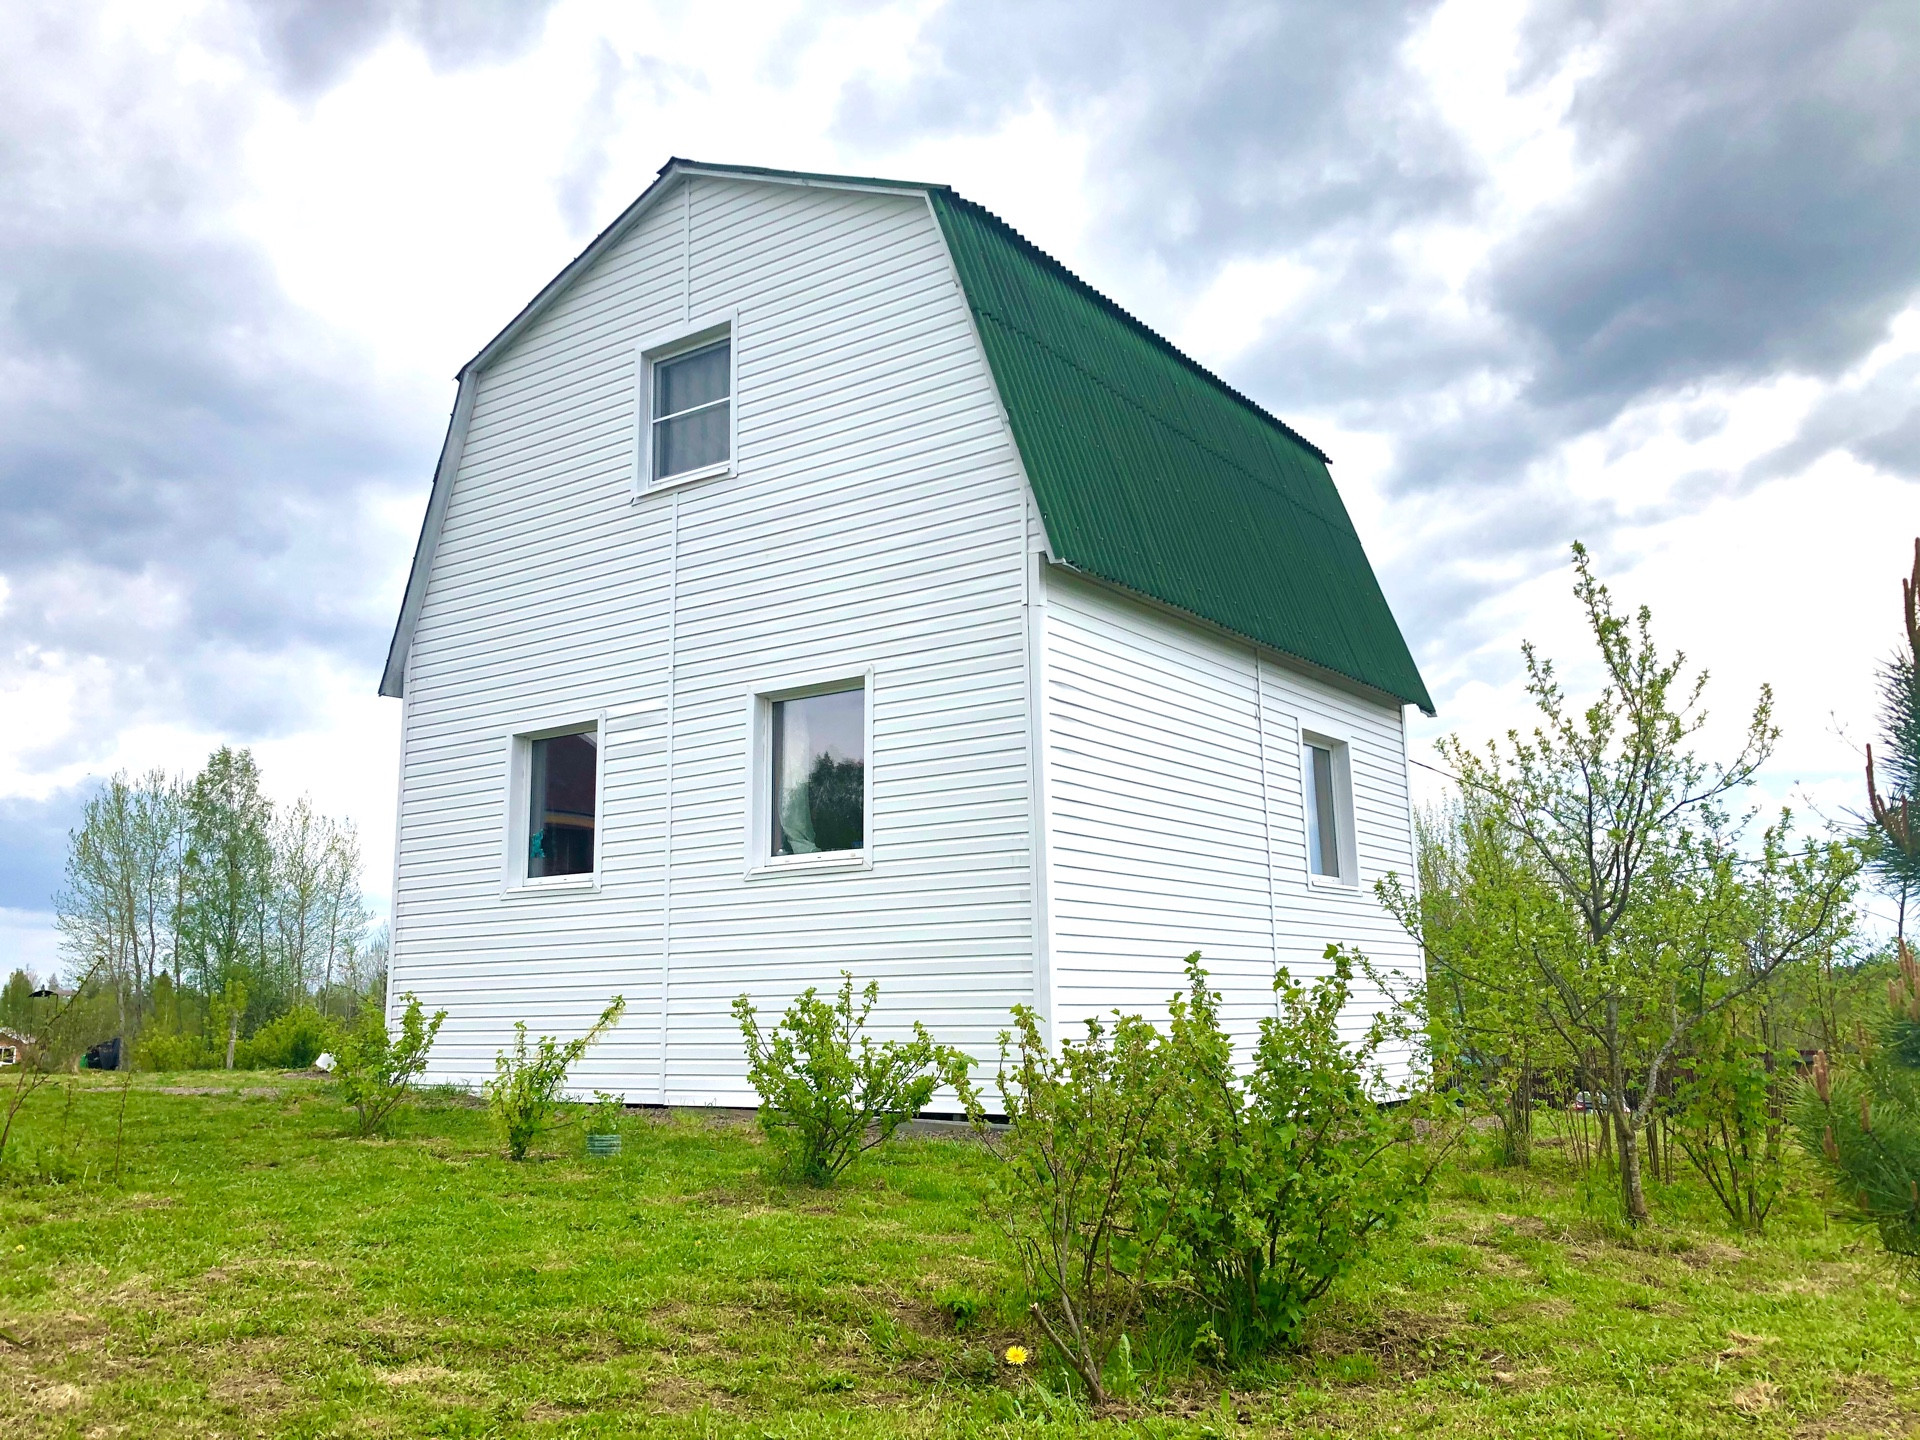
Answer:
[380, 159, 1434, 1105]
[0, 1027, 30, 1067]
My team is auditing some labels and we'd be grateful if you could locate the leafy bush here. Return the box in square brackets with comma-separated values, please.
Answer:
[487, 997, 625, 1160]
[1793, 943, 1920, 1262]
[336, 993, 447, 1138]
[235, 1008, 332, 1070]
[135, 1028, 217, 1072]
[1672, 1008, 1787, 1232]
[964, 1003, 1176, 1405]
[1163, 947, 1439, 1359]
[585, 1090, 625, 1136]
[733, 972, 968, 1186]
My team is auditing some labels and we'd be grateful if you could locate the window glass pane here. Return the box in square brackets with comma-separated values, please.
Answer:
[527, 730, 597, 878]
[771, 686, 865, 856]
[653, 403, 729, 478]
[1305, 743, 1340, 878]
[654, 340, 729, 418]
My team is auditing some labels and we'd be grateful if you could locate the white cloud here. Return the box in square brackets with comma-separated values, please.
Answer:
[3, 0, 1915, 958]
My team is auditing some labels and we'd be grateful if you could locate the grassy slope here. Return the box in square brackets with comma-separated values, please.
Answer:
[0, 1074, 1915, 1439]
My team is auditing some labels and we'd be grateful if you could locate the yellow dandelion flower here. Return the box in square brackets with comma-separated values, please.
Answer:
[1004, 1345, 1029, 1366]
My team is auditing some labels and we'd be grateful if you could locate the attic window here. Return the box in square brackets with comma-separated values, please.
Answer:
[647, 333, 732, 484]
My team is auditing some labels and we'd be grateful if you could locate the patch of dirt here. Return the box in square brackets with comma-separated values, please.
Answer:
[1303, 1307, 1467, 1377]
[372, 1364, 460, 1386]
[1795, 1374, 1918, 1439]
[208, 1367, 297, 1409]
[1731, 1379, 1780, 1416]
[20, 1379, 89, 1412]
[1674, 1239, 1744, 1270]
[1719, 1331, 1779, 1362]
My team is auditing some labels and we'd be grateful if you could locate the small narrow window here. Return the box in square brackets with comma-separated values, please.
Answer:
[1304, 740, 1342, 879]
[652, 339, 730, 481]
[526, 729, 598, 879]
[0, 1045, 15, 1066]
[770, 685, 865, 856]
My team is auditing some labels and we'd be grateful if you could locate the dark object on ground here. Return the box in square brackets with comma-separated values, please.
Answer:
[84, 1037, 121, 1071]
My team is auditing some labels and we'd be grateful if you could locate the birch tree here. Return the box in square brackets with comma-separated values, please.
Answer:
[54, 770, 186, 1043]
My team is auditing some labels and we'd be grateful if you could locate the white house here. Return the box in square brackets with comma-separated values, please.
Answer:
[379, 159, 1435, 1105]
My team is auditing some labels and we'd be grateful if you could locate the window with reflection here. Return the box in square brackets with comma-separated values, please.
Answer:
[527, 729, 598, 879]
[651, 338, 730, 481]
[770, 685, 865, 856]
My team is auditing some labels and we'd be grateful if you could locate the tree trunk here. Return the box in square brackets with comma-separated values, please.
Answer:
[225, 1009, 239, 1070]
[1613, 1095, 1649, 1222]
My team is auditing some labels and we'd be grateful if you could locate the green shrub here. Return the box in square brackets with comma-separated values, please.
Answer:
[1792, 944, 1920, 1262]
[235, 1008, 332, 1070]
[964, 1002, 1176, 1405]
[584, 1090, 624, 1136]
[1672, 1007, 1788, 1232]
[733, 972, 968, 1186]
[336, 993, 447, 1138]
[135, 1029, 217, 1072]
[1164, 946, 1437, 1359]
[486, 997, 625, 1160]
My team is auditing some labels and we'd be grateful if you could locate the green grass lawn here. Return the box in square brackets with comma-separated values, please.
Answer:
[1, 1074, 1916, 1438]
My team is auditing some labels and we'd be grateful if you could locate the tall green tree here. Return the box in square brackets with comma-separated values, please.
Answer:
[1423, 545, 1857, 1223]
[177, 747, 275, 1011]
[54, 769, 186, 1046]
[1, 970, 34, 1031]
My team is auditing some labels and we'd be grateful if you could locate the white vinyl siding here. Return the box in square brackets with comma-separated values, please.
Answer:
[391, 177, 1035, 1104]
[1041, 569, 1421, 1066]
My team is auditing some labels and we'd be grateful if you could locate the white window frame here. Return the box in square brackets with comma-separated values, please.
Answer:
[633, 311, 738, 498]
[0, 1045, 15, 1066]
[1299, 726, 1359, 887]
[500, 711, 607, 896]
[743, 667, 875, 881]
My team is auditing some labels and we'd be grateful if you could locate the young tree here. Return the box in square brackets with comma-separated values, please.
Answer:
[336, 993, 447, 1137]
[1432, 545, 1856, 1222]
[1792, 943, 1920, 1262]
[1865, 539, 1920, 941]
[0, 967, 103, 1167]
[1385, 801, 1573, 1167]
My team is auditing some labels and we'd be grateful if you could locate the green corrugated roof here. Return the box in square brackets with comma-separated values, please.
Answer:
[929, 190, 1433, 714]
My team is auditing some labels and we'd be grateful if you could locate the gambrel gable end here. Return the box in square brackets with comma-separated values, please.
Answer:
[380, 159, 1431, 715]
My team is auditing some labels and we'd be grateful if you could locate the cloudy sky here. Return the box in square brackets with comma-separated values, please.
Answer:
[4, 0, 1917, 969]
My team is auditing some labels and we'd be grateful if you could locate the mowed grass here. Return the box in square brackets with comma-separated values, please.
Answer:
[1, 1074, 1917, 1438]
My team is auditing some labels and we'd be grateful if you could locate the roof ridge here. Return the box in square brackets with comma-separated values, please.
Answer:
[936, 191, 1331, 466]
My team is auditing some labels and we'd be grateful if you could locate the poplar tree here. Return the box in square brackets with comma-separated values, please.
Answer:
[177, 747, 275, 1013]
